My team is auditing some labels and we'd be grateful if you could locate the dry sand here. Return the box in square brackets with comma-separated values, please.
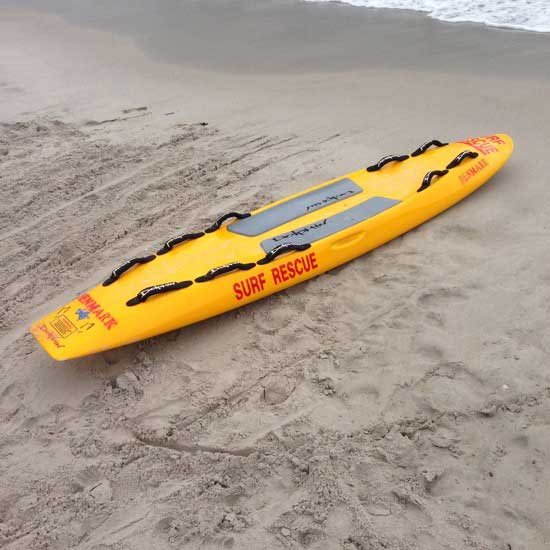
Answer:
[1, 2, 550, 549]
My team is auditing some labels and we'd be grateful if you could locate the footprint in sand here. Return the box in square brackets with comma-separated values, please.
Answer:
[438, 223, 481, 242]
[262, 375, 296, 405]
[417, 287, 468, 309]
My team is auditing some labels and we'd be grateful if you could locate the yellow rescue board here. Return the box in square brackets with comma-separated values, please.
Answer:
[30, 135, 514, 360]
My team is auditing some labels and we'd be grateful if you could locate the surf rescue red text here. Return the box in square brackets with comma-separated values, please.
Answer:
[78, 293, 118, 330]
[233, 252, 318, 301]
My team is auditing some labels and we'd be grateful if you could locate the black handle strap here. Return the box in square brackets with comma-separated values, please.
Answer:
[446, 150, 479, 170]
[417, 170, 449, 192]
[126, 280, 192, 306]
[411, 140, 448, 157]
[195, 262, 256, 283]
[157, 231, 204, 255]
[204, 212, 251, 233]
[366, 154, 409, 172]
[103, 255, 156, 286]
[257, 243, 312, 265]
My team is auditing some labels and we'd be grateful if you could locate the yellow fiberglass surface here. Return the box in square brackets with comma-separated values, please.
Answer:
[30, 134, 514, 360]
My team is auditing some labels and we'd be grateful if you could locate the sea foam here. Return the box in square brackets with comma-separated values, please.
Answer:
[305, 0, 550, 33]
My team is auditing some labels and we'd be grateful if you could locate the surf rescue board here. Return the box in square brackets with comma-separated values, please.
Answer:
[30, 134, 514, 360]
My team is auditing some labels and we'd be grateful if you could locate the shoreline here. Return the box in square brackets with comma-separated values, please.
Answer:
[304, 0, 550, 35]
[1, 1, 550, 78]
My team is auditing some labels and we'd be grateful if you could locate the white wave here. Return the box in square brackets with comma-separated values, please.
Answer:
[304, 0, 550, 33]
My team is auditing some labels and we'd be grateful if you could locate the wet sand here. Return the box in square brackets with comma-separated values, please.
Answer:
[1, 2, 550, 549]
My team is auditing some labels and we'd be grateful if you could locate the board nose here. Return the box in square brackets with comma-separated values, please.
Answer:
[490, 133, 514, 157]
[460, 134, 514, 159]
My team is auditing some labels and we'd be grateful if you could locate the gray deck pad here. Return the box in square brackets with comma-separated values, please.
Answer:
[228, 178, 362, 237]
[260, 196, 401, 252]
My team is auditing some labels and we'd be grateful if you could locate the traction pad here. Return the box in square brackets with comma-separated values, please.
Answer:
[228, 178, 363, 237]
[260, 196, 401, 252]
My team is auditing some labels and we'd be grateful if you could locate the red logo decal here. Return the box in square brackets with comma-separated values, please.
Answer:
[36, 323, 63, 348]
[77, 294, 118, 330]
[458, 158, 489, 184]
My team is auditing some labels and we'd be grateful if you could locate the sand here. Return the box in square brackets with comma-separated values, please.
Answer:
[1, 2, 550, 549]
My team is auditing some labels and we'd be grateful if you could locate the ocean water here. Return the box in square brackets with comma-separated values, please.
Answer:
[305, 0, 550, 32]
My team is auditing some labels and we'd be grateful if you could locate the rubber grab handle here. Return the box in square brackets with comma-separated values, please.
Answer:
[446, 150, 479, 170]
[126, 280, 193, 306]
[103, 255, 156, 286]
[157, 232, 204, 255]
[417, 169, 449, 192]
[195, 262, 256, 283]
[367, 154, 409, 172]
[411, 139, 448, 157]
[257, 243, 312, 265]
[204, 212, 251, 233]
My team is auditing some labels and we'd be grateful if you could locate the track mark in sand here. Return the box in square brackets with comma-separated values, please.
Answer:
[0, 132, 293, 242]
[116, 161, 201, 202]
[276, 147, 320, 164]
[133, 373, 269, 425]
[0, 156, 166, 241]
[247, 404, 319, 447]
[132, 397, 198, 422]
[134, 433, 256, 457]
[227, 135, 269, 150]
[84, 111, 151, 126]
[227, 136, 297, 166]
[105, 512, 151, 538]
[81, 507, 152, 547]
[0, 329, 34, 361]
[318, 132, 341, 144]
